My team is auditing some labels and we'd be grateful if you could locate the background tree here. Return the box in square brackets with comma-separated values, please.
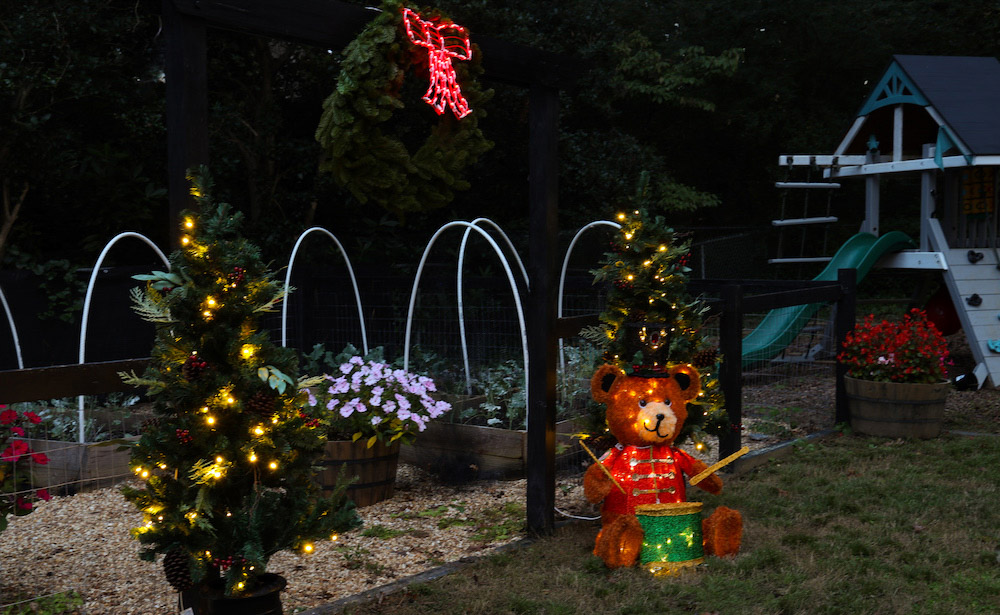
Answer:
[0, 0, 166, 260]
[6, 0, 1000, 331]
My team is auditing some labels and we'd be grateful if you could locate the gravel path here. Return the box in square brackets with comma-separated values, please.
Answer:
[0, 447, 728, 614]
[0, 465, 530, 614]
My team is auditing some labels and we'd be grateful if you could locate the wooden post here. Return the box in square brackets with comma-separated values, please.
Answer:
[920, 144, 935, 251]
[834, 268, 857, 425]
[718, 284, 743, 459]
[525, 83, 559, 535]
[863, 149, 881, 237]
[163, 0, 209, 245]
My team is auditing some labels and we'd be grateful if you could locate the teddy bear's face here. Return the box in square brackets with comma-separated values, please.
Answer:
[591, 364, 701, 447]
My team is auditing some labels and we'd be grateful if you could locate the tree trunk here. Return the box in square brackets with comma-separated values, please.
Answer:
[0, 180, 28, 263]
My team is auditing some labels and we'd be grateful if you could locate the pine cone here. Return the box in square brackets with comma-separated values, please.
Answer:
[247, 391, 277, 415]
[181, 355, 210, 381]
[163, 549, 193, 591]
[692, 347, 718, 368]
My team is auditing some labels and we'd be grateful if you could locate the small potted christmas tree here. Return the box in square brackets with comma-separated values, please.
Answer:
[121, 169, 359, 613]
[589, 173, 728, 450]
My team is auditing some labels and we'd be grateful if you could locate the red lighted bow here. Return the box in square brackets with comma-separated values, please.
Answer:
[402, 7, 473, 119]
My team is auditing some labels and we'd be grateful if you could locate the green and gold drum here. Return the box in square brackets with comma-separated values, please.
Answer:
[636, 502, 703, 575]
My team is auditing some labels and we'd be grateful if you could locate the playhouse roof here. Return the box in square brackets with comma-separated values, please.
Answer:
[836, 54, 1000, 159]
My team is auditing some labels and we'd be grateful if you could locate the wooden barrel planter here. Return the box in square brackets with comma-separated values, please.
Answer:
[844, 376, 949, 439]
[317, 440, 400, 508]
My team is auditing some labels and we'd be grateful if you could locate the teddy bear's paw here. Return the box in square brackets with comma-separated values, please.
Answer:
[703, 506, 743, 558]
[583, 462, 615, 503]
[595, 514, 644, 568]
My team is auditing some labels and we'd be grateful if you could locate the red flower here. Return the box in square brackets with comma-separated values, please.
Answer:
[31, 452, 48, 465]
[0, 408, 17, 425]
[1, 439, 29, 462]
[23, 411, 42, 425]
[839, 309, 949, 384]
[36, 489, 51, 501]
[10, 426, 24, 437]
[15, 496, 32, 511]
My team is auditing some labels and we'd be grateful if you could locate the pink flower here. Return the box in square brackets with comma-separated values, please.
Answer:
[430, 400, 451, 418]
[339, 398, 361, 418]
[328, 377, 350, 395]
[0, 408, 17, 425]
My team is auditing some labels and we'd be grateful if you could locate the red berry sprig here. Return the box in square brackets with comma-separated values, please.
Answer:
[297, 410, 320, 428]
[227, 267, 246, 287]
[176, 428, 193, 444]
[181, 355, 210, 381]
[213, 555, 235, 570]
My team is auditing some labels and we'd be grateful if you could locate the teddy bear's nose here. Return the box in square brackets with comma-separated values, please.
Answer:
[656, 413, 665, 422]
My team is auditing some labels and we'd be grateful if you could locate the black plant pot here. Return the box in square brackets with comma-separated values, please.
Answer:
[181, 573, 287, 615]
[622, 322, 673, 369]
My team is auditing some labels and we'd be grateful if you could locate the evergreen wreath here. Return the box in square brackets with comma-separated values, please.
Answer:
[315, 0, 493, 217]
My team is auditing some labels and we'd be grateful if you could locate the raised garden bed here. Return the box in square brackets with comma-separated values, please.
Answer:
[26, 438, 135, 493]
[401, 415, 588, 479]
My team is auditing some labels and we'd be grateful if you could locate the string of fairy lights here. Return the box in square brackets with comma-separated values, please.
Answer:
[125, 202, 351, 595]
[596, 208, 730, 452]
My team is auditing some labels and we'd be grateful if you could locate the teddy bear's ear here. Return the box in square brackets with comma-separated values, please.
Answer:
[670, 364, 702, 401]
[591, 364, 623, 404]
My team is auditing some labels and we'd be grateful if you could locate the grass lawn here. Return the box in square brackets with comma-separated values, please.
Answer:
[340, 431, 1000, 615]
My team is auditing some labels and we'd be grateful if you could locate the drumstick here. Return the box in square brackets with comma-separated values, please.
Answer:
[579, 440, 627, 495]
[689, 446, 750, 485]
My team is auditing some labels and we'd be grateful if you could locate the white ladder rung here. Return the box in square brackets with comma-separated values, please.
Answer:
[775, 182, 842, 189]
[768, 257, 833, 264]
[772, 216, 839, 227]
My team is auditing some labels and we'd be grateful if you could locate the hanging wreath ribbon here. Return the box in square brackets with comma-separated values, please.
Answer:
[402, 7, 472, 118]
[315, 1, 493, 216]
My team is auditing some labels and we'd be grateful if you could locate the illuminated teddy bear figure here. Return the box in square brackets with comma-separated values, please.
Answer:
[583, 363, 743, 571]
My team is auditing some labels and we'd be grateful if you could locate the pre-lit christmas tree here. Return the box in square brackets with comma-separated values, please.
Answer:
[590, 173, 728, 450]
[121, 169, 359, 597]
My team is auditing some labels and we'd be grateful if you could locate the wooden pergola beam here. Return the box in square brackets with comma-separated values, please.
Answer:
[169, 0, 574, 87]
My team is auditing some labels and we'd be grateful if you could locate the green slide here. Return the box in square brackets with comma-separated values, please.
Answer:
[741, 231, 916, 368]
